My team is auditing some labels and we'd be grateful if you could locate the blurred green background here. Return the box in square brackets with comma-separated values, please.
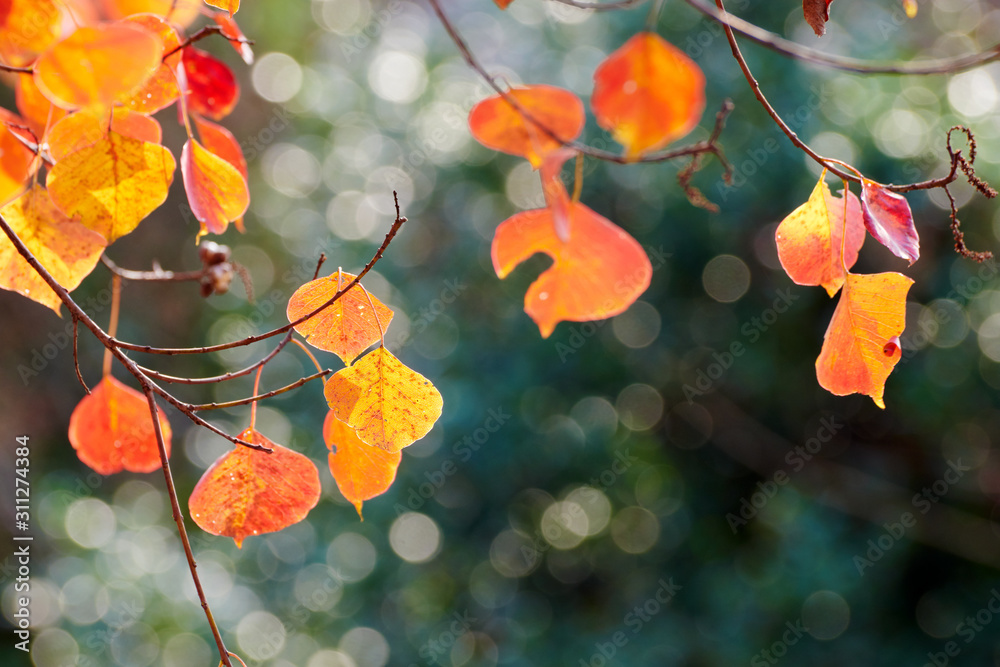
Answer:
[4, 0, 1000, 665]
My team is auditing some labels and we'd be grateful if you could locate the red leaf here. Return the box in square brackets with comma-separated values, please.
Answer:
[182, 47, 240, 120]
[68, 376, 171, 475]
[861, 179, 919, 265]
[188, 428, 321, 548]
[803, 0, 834, 36]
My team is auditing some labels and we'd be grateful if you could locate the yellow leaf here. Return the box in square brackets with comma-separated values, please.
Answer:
[324, 347, 443, 453]
[324, 411, 401, 518]
[0, 185, 107, 314]
[204, 0, 240, 16]
[180, 138, 249, 237]
[287, 270, 394, 365]
[815, 272, 913, 409]
[47, 131, 176, 243]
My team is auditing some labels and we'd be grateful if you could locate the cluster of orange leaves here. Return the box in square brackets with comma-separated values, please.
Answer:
[1, 0, 443, 547]
[468, 31, 705, 337]
[775, 169, 919, 408]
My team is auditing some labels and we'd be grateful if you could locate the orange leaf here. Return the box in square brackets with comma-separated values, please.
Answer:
[324, 347, 443, 453]
[181, 138, 250, 237]
[0, 0, 62, 67]
[120, 13, 183, 114]
[492, 184, 652, 338]
[47, 131, 176, 243]
[592, 32, 705, 160]
[100, 0, 200, 27]
[205, 0, 240, 17]
[192, 114, 247, 179]
[183, 48, 239, 120]
[775, 170, 865, 297]
[34, 23, 163, 111]
[16, 73, 66, 138]
[493, 0, 515, 7]
[0, 185, 106, 314]
[213, 12, 253, 64]
[324, 411, 401, 518]
[815, 272, 913, 409]
[0, 109, 36, 208]
[188, 428, 321, 548]
[68, 376, 171, 475]
[468, 85, 584, 168]
[48, 108, 162, 162]
[287, 270, 394, 365]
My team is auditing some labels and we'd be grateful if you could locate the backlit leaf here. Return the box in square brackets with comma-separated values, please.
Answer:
[325, 347, 443, 453]
[34, 23, 162, 110]
[205, 0, 240, 17]
[213, 12, 253, 64]
[121, 13, 182, 114]
[68, 376, 171, 475]
[181, 138, 249, 237]
[861, 179, 919, 265]
[183, 47, 240, 120]
[493, 0, 515, 7]
[775, 170, 865, 297]
[0, 108, 36, 207]
[815, 272, 913, 409]
[16, 73, 66, 138]
[100, 0, 200, 27]
[48, 107, 162, 162]
[492, 183, 652, 338]
[193, 114, 247, 179]
[804, 0, 834, 36]
[0, 185, 106, 314]
[0, 0, 61, 67]
[47, 131, 176, 243]
[324, 411, 401, 518]
[287, 269, 394, 365]
[189, 428, 321, 548]
[591, 32, 705, 160]
[468, 85, 585, 168]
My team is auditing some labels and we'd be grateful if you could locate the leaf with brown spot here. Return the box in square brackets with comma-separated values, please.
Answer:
[0, 185, 106, 314]
[324, 347, 443, 453]
[287, 270, 394, 365]
[325, 411, 401, 518]
[188, 428, 321, 548]
[46, 131, 176, 243]
[68, 376, 171, 475]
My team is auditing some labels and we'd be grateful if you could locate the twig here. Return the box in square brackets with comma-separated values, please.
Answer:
[684, 0, 1000, 76]
[162, 25, 254, 61]
[72, 316, 89, 394]
[191, 369, 330, 411]
[139, 333, 295, 385]
[0, 63, 32, 74]
[102, 255, 208, 282]
[549, 0, 646, 9]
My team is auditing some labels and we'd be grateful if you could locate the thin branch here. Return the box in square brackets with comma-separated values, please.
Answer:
[139, 333, 294, 385]
[428, 0, 732, 167]
[141, 386, 234, 667]
[102, 255, 208, 282]
[549, 0, 646, 9]
[0, 63, 32, 74]
[72, 316, 89, 395]
[684, 0, 1000, 76]
[312, 253, 327, 281]
[114, 203, 406, 355]
[162, 25, 254, 61]
[192, 370, 331, 411]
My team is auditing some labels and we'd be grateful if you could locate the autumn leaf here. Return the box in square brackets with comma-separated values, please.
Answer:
[121, 13, 183, 115]
[775, 170, 865, 297]
[68, 376, 172, 475]
[181, 138, 250, 237]
[188, 428, 321, 548]
[205, 0, 240, 16]
[0, 185, 106, 314]
[468, 85, 585, 168]
[324, 411, 401, 518]
[213, 12, 254, 64]
[492, 184, 652, 338]
[48, 107, 162, 162]
[0, 0, 62, 67]
[100, 0, 200, 27]
[325, 347, 443, 453]
[0, 109, 36, 207]
[803, 0, 834, 36]
[16, 73, 66, 138]
[183, 47, 240, 120]
[34, 23, 163, 110]
[287, 270, 394, 365]
[591, 32, 705, 160]
[815, 272, 913, 409]
[860, 179, 919, 265]
[493, 0, 515, 7]
[47, 130, 176, 243]
[902, 0, 917, 18]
